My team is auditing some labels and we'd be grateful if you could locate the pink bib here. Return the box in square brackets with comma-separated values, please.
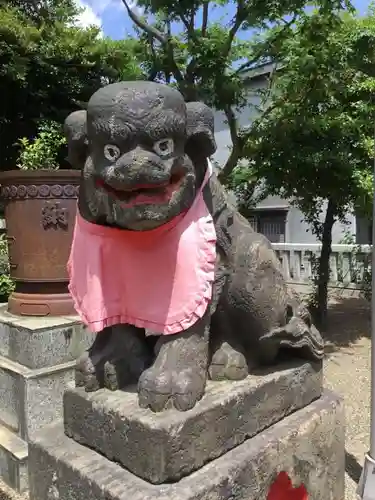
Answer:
[67, 164, 216, 335]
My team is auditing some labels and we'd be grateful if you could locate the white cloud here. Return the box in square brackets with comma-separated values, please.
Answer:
[91, 0, 145, 17]
[73, 0, 145, 36]
[74, 0, 102, 29]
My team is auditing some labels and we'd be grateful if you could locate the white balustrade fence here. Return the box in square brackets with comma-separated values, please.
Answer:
[0, 212, 372, 290]
[272, 243, 372, 289]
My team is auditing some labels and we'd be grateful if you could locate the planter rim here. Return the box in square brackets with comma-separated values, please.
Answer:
[0, 169, 80, 184]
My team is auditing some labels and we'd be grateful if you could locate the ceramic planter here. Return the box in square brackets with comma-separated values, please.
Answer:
[0, 169, 80, 316]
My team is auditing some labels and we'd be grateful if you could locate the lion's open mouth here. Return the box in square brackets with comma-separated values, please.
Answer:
[96, 171, 185, 207]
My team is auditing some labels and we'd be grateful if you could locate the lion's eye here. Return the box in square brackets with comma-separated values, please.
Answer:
[104, 144, 120, 162]
[153, 138, 174, 157]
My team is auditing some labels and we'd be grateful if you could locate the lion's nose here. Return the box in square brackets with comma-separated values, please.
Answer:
[103, 148, 170, 191]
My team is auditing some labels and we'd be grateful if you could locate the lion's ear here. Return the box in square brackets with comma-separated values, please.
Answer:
[64, 110, 88, 170]
[185, 102, 217, 158]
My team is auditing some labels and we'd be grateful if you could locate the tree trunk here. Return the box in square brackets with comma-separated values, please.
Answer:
[314, 199, 336, 329]
[217, 106, 243, 185]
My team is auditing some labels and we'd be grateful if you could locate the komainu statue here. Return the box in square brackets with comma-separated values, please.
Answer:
[64, 81, 324, 413]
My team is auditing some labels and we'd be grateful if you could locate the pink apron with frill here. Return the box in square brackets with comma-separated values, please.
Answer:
[67, 164, 216, 335]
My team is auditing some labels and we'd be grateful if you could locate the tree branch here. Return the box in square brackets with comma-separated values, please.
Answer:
[180, 12, 192, 32]
[234, 15, 297, 75]
[178, 7, 201, 83]
[167, 18, 172, 37]
[223, 0, 247, 56]
[218, 105, 243, 183]
[121, 0, 184, 84]
[260, 64, 278, 106]
[147, 34, 159, 81]
[180, 10, 195, 33]
[189, 9, 195, 32]
[185, 58, 197, 84]
[121, 0, 166, 44]
[202, 3, 209, 36]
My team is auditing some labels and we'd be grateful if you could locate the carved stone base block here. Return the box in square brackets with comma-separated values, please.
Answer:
[0, 309, 94, 493]
[28, 389, 345, 500]
[64, 361, 322, 483]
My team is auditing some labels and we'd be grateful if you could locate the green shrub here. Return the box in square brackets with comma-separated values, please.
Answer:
[361, 257, 372, 302]
[0, 234, 15, 302]
[16, 120, 66, 170]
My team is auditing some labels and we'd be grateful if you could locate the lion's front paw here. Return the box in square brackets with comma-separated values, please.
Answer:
[209, 342, 248, 381]
[76, 325, 151, 393]
[76, 350, 104, 392]
[138, 366, 206, 412]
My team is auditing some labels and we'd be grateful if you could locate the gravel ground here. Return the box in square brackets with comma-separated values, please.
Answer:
[323, 295, 371, 500]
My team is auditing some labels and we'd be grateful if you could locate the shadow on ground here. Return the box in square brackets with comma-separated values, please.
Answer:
[322, 296, 370, 351]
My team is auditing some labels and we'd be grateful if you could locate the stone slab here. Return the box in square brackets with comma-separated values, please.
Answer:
[0, 355, 76, 441]
[28, 389, 345, 500]
[64, 360, 322, 483]
[0, 304, 94, 369]
[0, 423, 28, 493]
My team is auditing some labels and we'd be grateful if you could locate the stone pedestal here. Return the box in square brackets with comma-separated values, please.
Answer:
[27, 361, 346, 500]
[0, 305, 94, 494]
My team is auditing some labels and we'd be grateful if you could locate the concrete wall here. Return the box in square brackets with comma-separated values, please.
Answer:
[286, 204, 356, 244]
[356, 215, 372, 244]
[212, 77, 267, 165]
[212, 76, 358, 244]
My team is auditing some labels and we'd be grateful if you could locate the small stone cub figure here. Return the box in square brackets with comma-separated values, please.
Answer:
[64, 81, 324, 413]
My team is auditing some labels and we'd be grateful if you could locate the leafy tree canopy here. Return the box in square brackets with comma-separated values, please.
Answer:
[120, 0, 353, 181]
[0, 1, 143, 168]
[0, 0, 79, 26]
[241, 9, 375, 222]
[234, 7, 375, 324]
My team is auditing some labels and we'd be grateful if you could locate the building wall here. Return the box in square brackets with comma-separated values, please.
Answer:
[286, 203, 356, 244]
[212, 76, 358, 244]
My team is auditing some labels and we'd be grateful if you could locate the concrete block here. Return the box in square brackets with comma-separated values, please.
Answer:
[0, 365, 18, 432]
[28, 390, 345, 500]
[0, 423, 28, 493]
[64, 360, 322, 483]
[0, 304, 94, 369]
[0, 355, 76, 441]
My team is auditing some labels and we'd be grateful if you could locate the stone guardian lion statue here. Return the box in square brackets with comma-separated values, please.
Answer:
[64, 81, 324, 413]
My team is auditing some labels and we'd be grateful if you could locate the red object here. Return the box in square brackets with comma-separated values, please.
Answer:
[267, 472, 308, 500]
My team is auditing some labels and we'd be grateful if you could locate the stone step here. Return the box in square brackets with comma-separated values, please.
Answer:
[0, 304, 94, 369]
[64, 360, 322, 484]
[0, 422, 28, 493]
[28, 390, 345, 500]
[0, 355, 76, 441]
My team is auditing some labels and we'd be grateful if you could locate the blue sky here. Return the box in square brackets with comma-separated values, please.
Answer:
[75, 0, 372, 40]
